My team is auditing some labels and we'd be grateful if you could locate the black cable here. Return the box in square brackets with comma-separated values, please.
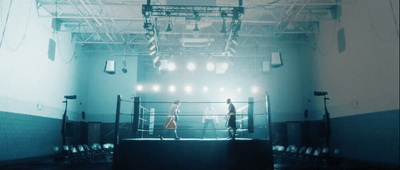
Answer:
[389, 0, 399, 36]
[0, 0, 13, 49]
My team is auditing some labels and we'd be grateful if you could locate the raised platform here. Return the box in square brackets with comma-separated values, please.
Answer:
[113, 138, 273, 170]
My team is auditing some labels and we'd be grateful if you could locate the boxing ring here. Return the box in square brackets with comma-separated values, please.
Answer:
[112, 95, 274, 169]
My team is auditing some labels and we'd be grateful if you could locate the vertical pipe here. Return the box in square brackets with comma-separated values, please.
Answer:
[112, 95, 121, 170]
[248, 97, 254, 133]
[266, 94, 272, 141]
[133, 97, 140, 134]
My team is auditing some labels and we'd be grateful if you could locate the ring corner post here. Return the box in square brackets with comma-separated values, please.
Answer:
[248, 97, 254, 134]
[133, 97, 141, 134]
[112, 95, 122, 170]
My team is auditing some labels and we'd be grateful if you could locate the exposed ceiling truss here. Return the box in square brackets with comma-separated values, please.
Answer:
[35, 0, 341, 72]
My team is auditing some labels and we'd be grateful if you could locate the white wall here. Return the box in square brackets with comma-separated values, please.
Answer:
[267, 43, 307, 122]
[306, 0, 399, 119]
[85, 54, 138, 122]
[0, 0, 88, 120]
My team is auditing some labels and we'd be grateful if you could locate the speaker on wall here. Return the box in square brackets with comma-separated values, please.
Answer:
[48, 39, 56, 61]
[104, 60, 116, 74]
[262, 61, 270, 72]
[337, 28, 346, 53]
[271, 52, 283, 67]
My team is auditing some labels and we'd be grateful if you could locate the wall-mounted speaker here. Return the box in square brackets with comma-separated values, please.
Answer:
[104, 60, 116, 74]
[262, 61, 270, 72]
[337, 28, 346, 53]
[271, 52, 283, 67]
[48, 39, 56, 61]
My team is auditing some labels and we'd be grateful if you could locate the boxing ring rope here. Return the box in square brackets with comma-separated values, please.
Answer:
[113, 95, 272, 144]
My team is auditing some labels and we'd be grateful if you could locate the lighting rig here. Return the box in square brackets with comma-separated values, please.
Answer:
[142, 0, 244, 65]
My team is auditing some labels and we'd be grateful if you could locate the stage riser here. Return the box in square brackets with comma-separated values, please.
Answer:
[115, 140, 273, 170]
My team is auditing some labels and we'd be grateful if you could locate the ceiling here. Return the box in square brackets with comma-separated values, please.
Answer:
[35, 0, 341, 70]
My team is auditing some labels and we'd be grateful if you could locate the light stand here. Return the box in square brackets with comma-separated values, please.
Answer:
[314, 91, 331, 147]
[61, 95, 76, 146]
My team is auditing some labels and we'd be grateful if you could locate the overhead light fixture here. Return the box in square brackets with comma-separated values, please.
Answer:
[251, 86, 259, 94]
[168, 85, 176, 92]
[158, 59, 169, 71]
[166, 18, 172, 32]
[229, 47, 236, 53]
[187, 62, 196, 71]
[216, 62, 229, 74]
[231, 39, 238, 46]
[152, 85, 160, 92]
[206, 62, 215, 71]
[203, 86, 209, 92]
[137, 85, 144, 91]
[167, 61, 176, 71]
[148, 36, 155, 43]
[185, 85, 193, 93]
[149, 50, 156, 56]
[153, 56, 160, 68]
[149, 44, 156, 51]
[193, 22, 200, 31]
[166, 23, 172, 32]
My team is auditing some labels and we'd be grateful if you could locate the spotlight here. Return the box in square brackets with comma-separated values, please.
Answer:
[158, 59, 169, 71]
[149, 50, 156, 56]
[153, 56, 160, 68]
[203, 86, 209, 92]
[237, 88, 241, 92]
[168, 85, 176, 92]
[231, 39, 238, 46]
[167, 62, 176, 71]
[216, 62, 229, 74]
[137, 85, 143, 91]
[206, 62, 215, 71]
[148, 36, 155, 43]
[219, 87, 225, 92]
[193, 23, 200, 31]
[152, 85, 160, 92]
[251, 86, 259, 94]
[149, 44, 156, 51]
[221, 62, 229, 70]
[229, 47, 236, 53]
[185, 85, 193, 93]
[187, 62, 196, 71]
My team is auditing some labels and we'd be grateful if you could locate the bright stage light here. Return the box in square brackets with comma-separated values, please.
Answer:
[152, 85, 160, 92]
[202, 86, 209, 92]
[251, 86, 259, 94]
[237, 88, 241, 92]
[219, 87, 225, 92]
[168, 85, 176, 92]
[137, 85, 143, 91]
[216, 62, 229, 74]
[221, 62, 229, 70]
[185, 85, 193, 93]
[206, 62, 215, 71]
[168, 62, 176, 71]
[187, 62, 196, 71]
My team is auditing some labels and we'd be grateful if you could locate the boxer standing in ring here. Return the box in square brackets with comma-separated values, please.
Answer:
[159, 100, 180, 140]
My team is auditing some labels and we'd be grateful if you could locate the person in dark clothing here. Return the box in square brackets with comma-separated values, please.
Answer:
[226, 98, 236, 140]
